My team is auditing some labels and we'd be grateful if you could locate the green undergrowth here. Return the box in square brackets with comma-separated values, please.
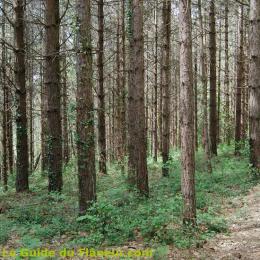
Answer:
[0, 144, 258, 255]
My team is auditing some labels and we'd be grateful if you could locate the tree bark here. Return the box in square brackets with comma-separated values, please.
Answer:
[224, 0, 231, 145]
[153, 0, 158, 161]
[179, 0, 196, 225]
[235, 6, 244, 155]
[61, 28, 69, 165]
[76, 0, 96, 214]
[198, 0, 212, 173]
[127, 0, 149, 195]
[161, 0, 171, 177]
[1, 1, 8, 190]
[249, 0, 260, 169]
[45, 0, 63, 191]
[14, 0, 29, 192]
[209, 0, 217, 155]
[97, 0, 107, 175]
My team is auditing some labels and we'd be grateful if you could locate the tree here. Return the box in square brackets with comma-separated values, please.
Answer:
[75, 0, 96, 214]
[45, 0, 63, 192]
[224, 0, 231, 145]
[161, 0, 171, 177]
[127, 0, 149, 195]
[235, 5, 244, 155]
[61, 27, 70, 165]
[1, 0, 8, 191]
[179, 0, 196, 224]
[115, 0, 127, 168]
[97, 0, 107, 175]
[209, 0, 217, 155]
[153, 0, 159, 161]
[14, 0, 29, 192]
[198, 0, 212, 173]
[249, 0, 260, 169]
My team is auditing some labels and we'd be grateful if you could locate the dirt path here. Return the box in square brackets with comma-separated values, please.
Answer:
[172, 184, 260, 260]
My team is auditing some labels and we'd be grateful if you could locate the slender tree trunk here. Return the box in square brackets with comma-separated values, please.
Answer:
[235, 6, 244, 155]
[127, 0, 149, 195]
[115, 0, 126, 169]
[61, 28, 69, 165]
[161, 0, 171, 177]
[76, 0, 96, 214]
[97, 0, 107, 175]
[249, 0, 260, 169]
[224, 0, 231, 145]
[1, 3, 8, 190]
[127, 0, 137, 185]
[194, 48, 198, 151]
[209, 0, 217, 155]
[179, 0, 196, 225]
[15, 0, 29, 192]
[217, 20, 222, 144]
[198, 0, 212, 173]
[45, 0, 62, 191]
[27, 27, 34, 174]
[153, 0, 158, 161]
[6, 87, 13, 175]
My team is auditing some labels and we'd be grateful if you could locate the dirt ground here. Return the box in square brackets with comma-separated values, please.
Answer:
[169, 184, 260, 260]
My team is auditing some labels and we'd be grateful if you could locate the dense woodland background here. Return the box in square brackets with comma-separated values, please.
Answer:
[0, 0, 259, 255]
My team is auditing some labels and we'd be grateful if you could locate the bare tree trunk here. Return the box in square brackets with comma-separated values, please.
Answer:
[198, 0, 212, 173]
[235, 6, 244, 156]
[76, 0, 96, 214]
[61, 28, 69, 165]
[224, 0, 231, 145]
[249, 0, 260, 169]
[1, 3, 8, 189]
[15, 0, 29, 192]
[217, 20, 222, 144]
[179, 0, 196, 225]
[6, 87, 13, 175]
[127, 0, 137, 185]
[209, 0, 217, 155]
[27, 25, 34, 175]
[194, 48, 198, 151]
[127, 0, 149, 195]
[115, 0, 126, 170]
[153, 0, 158, 161]
[45, 0, 62, 191]
[97, 0, 107, 175]
[161, 0, 171, 177]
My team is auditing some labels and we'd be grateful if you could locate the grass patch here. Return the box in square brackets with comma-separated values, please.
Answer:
[0, 144, 258, 252]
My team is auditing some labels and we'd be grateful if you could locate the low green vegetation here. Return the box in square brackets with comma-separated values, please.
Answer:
[0, 144, 258, 254]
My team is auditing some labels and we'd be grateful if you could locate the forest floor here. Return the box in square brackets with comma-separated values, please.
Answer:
[0, 145, 259, 260]
[170, 184, 260, 260]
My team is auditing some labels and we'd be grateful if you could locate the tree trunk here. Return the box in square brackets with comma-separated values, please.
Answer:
[127, 0, 137, 185]
[249, 0, 260, 169]
[217, 20, 222, 144]
[198, 0, 212, 173]
[161, 0, 171, 177]
[97, 0, 107, 175]
[115, 0, 126, 169]
[194, 48, 198, 151]
[14, 0, 29, 192]
[153, 0, 158, 161]
[179, 0, 196, 225]
[209, 0, 217, 155]
[75, 0, 96, 214]
[235, 6, 244, 156]
[1, 2, 8, 190]
[61, 28, 70, 165]
[224, 0, 231, 145]
[45, 0, 63, 191]
[127, 0, 149, 195]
